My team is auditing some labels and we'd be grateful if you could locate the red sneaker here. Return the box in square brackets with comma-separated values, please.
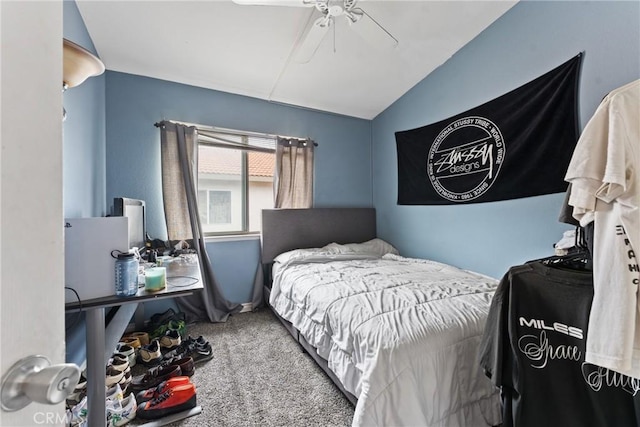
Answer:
[136, 383, 197, 420]
[135, 376, 191, 404]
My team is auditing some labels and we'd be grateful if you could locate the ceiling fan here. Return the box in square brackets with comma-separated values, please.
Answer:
[232, 0, 398, 63]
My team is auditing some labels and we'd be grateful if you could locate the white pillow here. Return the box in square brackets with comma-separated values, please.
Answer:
[273, 247, 325, 264]
[273, 238, 398, 264]
[341, 238, 399, 257]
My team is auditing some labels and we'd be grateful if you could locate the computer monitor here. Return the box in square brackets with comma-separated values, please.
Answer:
[114, 197, 146, 251]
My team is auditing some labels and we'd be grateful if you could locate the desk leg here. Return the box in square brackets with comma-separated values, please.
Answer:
[86, 307, 106, 427]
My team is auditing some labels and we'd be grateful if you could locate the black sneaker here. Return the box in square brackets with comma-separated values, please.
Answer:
[149, 308, 175, 327]
[162, 337, 210, 361]
[189, 343, 213, 364]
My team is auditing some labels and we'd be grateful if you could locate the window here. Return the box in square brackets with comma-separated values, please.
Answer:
[197, 128, 276, 235]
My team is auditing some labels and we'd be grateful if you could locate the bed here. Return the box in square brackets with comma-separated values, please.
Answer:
[261, 208, 501, 427]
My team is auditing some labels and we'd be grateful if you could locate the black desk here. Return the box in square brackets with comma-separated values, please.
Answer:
[65, 254, 203, 427]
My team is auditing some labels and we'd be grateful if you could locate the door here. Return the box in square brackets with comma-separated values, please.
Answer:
[1, 1, 67, 426]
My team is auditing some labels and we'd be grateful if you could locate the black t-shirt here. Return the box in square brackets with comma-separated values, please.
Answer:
[479, 261, 639, 427]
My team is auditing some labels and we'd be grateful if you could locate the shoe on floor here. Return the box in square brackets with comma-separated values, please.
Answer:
[136, 383, 197, 420]
[138, 339, 162, 366]
[119, 336, 141, 352]
[131, 365, 182, 391]
[161, 357, 195, 377]
[162, 337, 210, 361]
[106, 383, 124, 403]
[125, 331, 150, 346]
[118, 368, 132, 395]
[107, 354, 129, 373]
[148, 308, 176, 329]
[159, 329, 181, 349]
[106, 394, 137, 426]
[135, 376, 191, 404]
[115, 343, 136, 368]
[106, 366, 125, 388]
[67, 395, 88, 427]
[190, 343, 214, 364]
[167, 319, 186, 337]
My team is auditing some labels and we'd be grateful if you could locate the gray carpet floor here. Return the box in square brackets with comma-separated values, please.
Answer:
[159, 309, 355, 427]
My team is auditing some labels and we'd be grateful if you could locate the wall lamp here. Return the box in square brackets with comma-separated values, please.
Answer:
[63, 38, 105, 120]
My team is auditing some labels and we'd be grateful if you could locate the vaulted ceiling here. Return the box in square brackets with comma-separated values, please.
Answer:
[77, 0, 517, 119]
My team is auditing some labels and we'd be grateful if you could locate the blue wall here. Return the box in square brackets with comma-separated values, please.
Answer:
[63, 0, 106, 218]
[104, 71, 373, 305]
[372, 0, 640, 279]
[105, 72, 373, 240]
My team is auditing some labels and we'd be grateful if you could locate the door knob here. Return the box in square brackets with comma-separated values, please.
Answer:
[1, 355, 81, 412]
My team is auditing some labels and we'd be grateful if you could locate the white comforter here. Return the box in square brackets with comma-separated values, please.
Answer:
[270, 248, 501, 427]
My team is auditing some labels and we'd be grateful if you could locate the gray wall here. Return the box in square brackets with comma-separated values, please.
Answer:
[372, 0, 640, 279]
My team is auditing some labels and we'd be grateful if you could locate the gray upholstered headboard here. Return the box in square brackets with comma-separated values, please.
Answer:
[261, 208, 376, 263]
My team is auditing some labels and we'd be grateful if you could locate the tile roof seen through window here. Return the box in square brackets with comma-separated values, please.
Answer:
[198, 147, 274, 177]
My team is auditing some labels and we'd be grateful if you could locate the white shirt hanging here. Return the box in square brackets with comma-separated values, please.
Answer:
[565, 79, 640, 378]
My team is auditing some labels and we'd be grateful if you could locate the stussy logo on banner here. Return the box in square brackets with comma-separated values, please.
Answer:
[395, 53, 583, 205]
[428, 116, 505, 202]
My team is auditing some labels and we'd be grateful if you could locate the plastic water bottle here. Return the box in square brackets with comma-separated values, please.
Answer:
[115, 253, 139, 297]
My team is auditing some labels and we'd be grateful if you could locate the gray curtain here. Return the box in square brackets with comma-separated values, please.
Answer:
[251, 137, 315, 310]
[274, 137, 315, 208]
[159, 121, 241, 322]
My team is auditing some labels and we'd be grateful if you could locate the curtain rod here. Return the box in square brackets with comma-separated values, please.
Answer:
[154, 120, 318, 146]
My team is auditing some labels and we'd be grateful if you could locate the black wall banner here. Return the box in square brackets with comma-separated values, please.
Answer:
[395, 53, 582, 205]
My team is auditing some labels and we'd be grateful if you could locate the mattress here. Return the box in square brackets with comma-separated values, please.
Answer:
[269, 242, 502, 427]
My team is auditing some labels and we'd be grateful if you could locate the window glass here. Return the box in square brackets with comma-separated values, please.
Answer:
[209, 191, 231, 224]
[197, 134, 275, 234]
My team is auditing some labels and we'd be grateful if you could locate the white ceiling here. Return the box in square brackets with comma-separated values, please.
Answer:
[76, 0, 517, 120]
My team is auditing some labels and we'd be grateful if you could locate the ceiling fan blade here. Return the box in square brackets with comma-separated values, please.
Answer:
[231, 0, 314, 6]
[294, 16, 331, 64]
[348, 8, 398, 51]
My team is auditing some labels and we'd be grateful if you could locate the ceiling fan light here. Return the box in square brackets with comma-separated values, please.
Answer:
[345, 9, 362, 24]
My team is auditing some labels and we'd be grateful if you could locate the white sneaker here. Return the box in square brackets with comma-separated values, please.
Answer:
[106, 383, 123, 402]
[68, 395, 88, 427]
[118, 368, 132, 395]
[115, 343, 136, 367]
[106, 394, 137, 426]
[107, 354, 130, 372]
[106, 366, 125, 388]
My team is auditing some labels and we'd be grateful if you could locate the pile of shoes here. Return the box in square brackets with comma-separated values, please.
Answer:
[65, 373, 88, 426]
[66, 308, 208, 425]
[104, 343, 139, 426]
[116, 308, 209, 421]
